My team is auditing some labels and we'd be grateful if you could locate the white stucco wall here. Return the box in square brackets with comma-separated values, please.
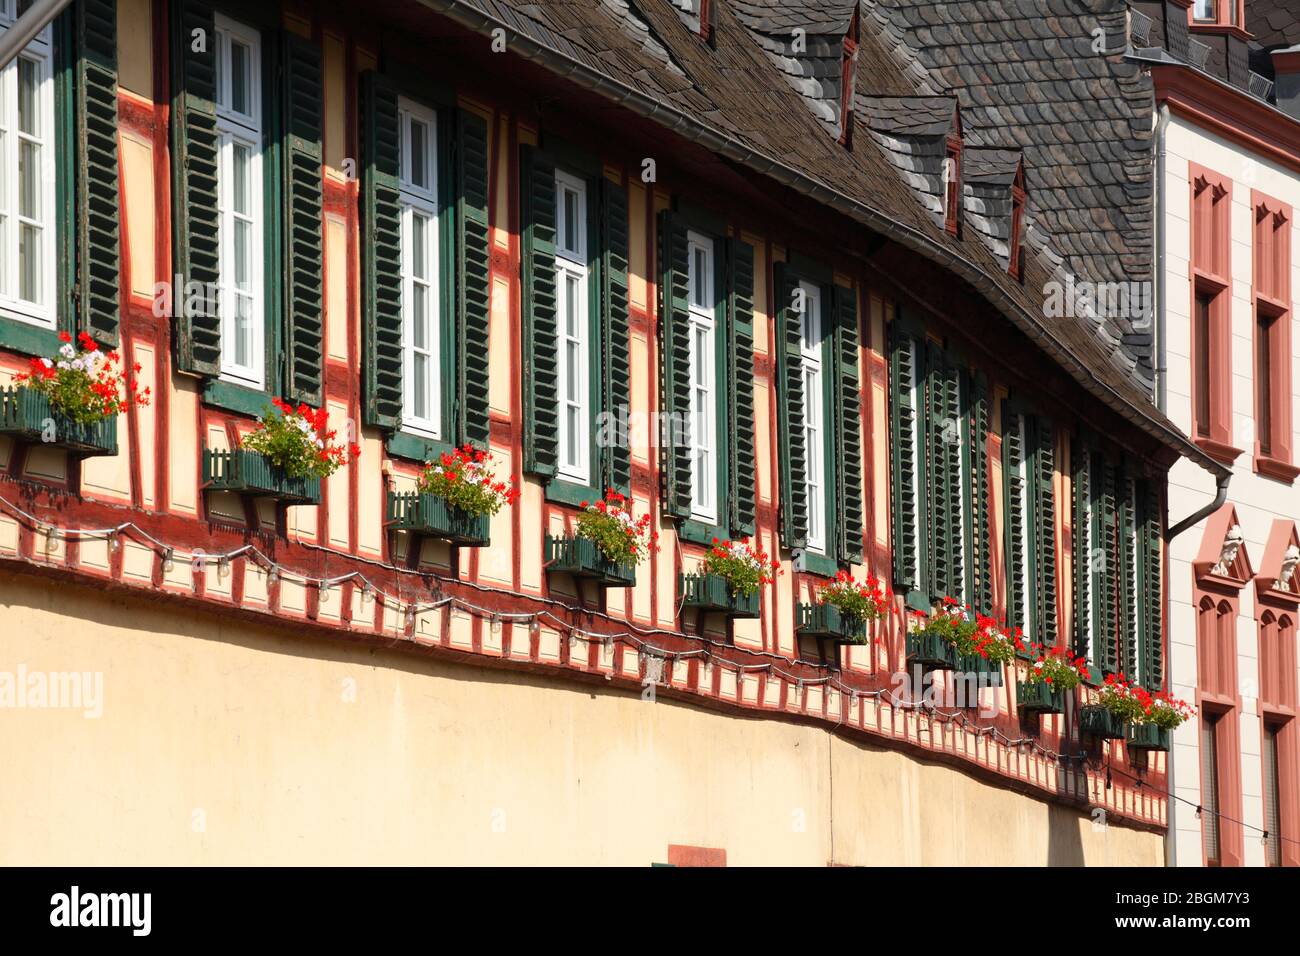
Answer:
[1163, 114, 1300, 866]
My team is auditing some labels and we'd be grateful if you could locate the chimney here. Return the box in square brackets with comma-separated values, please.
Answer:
[1274, 46, 1300, 121]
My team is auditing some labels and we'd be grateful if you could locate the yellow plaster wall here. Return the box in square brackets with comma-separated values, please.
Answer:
[0, 572, 1161, 866]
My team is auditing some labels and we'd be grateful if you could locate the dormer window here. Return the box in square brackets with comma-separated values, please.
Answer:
[1192, 0, 1244, 28]
[838, 8, 859, 147]
[1008, 164, 1026, 279]
[944, 133, 962, 237]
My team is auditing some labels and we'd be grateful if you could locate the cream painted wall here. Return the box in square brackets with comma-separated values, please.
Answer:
[1163, 116, 1300, 867]
[0, 571, 1160, 866]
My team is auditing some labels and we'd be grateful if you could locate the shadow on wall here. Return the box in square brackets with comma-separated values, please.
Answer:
[1048, 760, 1087, 866]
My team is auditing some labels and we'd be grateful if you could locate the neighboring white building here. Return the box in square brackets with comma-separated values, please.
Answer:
[1138, 0, 1300, 867]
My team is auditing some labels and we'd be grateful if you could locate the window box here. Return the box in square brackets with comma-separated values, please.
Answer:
[202, 448, 321, 505]
[1126, 723, 1170, 753]
[0, 386, 117, 457]
[1079, 704, 1127, 740]
[1016, 680, 1065, 715]
[545, 534, 636, 587]
[955, 652, 1005, 688]
[905, 629, 956, 672]
[386, 491, 489, 547]
[680, 572, 761, 619]
[796, 603, 867, 644]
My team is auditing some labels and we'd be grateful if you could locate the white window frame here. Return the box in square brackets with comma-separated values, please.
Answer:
[214, 14, 265, 389]
[0, 5, 56, 327]
[555, 170, 590, 484]
[800, 281, 826, 554]
[687, 231, 717, 523]
[902, 337, 924, 584]
[398, 97, 441, 438]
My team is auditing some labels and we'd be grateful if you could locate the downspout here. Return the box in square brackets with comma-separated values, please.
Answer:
[1154, 103, 1171, 414]
[0, 0, 73, 71]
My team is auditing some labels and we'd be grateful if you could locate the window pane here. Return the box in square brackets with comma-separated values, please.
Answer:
[409, 120, 427, 189]
[231, 41, 250, 115]
[232, 143, 250, 216]
[1201, 716, 1221, 864]
[563, 189, 578, 253]
[565, 274, 580, 335]
[412, 354, 428, 419]
[233, 220, 250, 289]
[19, 139, 38, 219]
[17, 57, 37, 136]
[1263, 724, 1281, 866]
[234, 295, 251, 367]
[20, 223, 39, 302]
[411, 213, 427, 279]
[412, 285, 428, 348]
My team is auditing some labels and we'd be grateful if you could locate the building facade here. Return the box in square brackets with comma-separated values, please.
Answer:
[0, 0, 1224, 864]
[1131, 0, 1300, 867]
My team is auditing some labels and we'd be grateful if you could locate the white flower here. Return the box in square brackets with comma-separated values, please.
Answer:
[59, 343, 75, 359]
[40, 357, 53, 368]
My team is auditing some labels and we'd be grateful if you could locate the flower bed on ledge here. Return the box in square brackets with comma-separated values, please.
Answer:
[796, 602, 868, 643]
[0, 385, 118, 457]
[202, 447, 321, 505]
[386, 491, 489, 546]
[680, 571, 761, 619]
[545, 534, 636, 587]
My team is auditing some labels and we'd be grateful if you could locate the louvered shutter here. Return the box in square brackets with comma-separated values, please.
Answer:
[1118, 474, 1139, 680]
[75, 0, 120, 346]
[833, 284, 863, 564]
[971, 373, 992, 614]
[888, 321, 924, 602]
[1139, 481, 1163, 690]
[359, 71, 402, 428]
[727, 239, 757, 536]
[1002, 409, 1028, 630]
[928, 345, 962, 601]
[170, 0, 220, 376]
[521, 148, 558, 477]
[282, 32, 323, 405]
[658, 211, 692, 519]
[601, 176, 631, 495]
[1072, 443, 1093, 662]
[1032, 417, 1058, 646]
[1098, 461, 1120, 675]
[774, 263, 807, 549]
[456, 109, 491, 450]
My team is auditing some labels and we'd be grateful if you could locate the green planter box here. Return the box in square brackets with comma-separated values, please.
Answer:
[680, 572, 761, 619]
[1017, 680, 1065, 715]
[0, 385, 117, 457]
[202, 448, 321, 505]
[1080, 704, 1128, 740]
[545, 534, 636, 587]
[1126, 723, 1171, 753]
[905, 629, 956, 672]
[955, 652, 1005, 687]
[796, 603, 867, 644]
[386, 491, 489, 546]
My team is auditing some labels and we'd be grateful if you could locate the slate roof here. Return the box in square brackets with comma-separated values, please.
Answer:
[861, 0, 1157, 385]
[410, 0, 1229, 474]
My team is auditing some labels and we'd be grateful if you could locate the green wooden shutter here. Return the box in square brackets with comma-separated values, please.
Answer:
[971, 373, 992, 614]
[521, 147, 558, 477]
[1098, 461, 1120, 675]
[1139, 481, 1163, 690]
[601, 176, 631, 495]
[1032, 417, 1058, 646]
[75, 0, 120, 346]
[1072, 442, 1093, 662]
[888, 321, 924, 604]
[456, 109, 491, 450]
[282, 32, 323, 405]
[774, 263, 808, 549]
[1002, 408, 1027, 630]
[1118, 473, 1139, 679]
[927, 345, 962, 601]
[658, 211, 692, 519]
[832, 284, 863, 564]
[727, 238, 757, 536]
[170, 0, 220, 376]
[359, 71, 401, 428]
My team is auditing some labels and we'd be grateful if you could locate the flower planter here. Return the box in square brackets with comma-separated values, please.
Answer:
[1080, 704, 1128, 740]
[905, 629, 957, 672]
[955, 652, 1005, 687]
[202, 448, 321, 505]
[1017, 680, 1066, 715]
[386, 491, 489, 546]
[545, 534, 636, 587]
[796, 603, 867, 644]
[1126, 723, 1171, 753]
[0, 385, 117, 457]
[680, 572, 761, 619]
